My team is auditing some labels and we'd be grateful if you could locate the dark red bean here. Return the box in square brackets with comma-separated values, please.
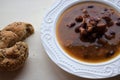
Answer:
[102, 14, 111, 22]
[75, 26, 80, 33]
[110, 31, 115, 35]
[75, 16, 83, 22]
[104, 8, 108, 11]
[82, 23, 87, 29]
[118, 18, 120, 20]
[116, 21, 120, 26]
[71, 23, 76, 26]
[88, 5, 94, 8]
[96, 22, 107, 34]
[67, 22, 76, 28]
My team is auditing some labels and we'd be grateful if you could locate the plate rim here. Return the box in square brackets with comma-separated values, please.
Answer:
[40, 0, 120, 79]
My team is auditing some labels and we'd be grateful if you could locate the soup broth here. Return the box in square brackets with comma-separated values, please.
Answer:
[56, 2, 120, 63]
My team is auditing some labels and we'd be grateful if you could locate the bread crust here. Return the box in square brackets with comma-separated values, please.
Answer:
[0, 31, 19, 49]
[0, 42, 28, 71]
[0, 22, 34, 71]
[3, 22, 34, 40]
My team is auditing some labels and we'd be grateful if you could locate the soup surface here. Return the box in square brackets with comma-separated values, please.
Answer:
[56, 2, 120, 63]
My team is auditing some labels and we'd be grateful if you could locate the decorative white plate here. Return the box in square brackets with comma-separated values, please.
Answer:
[40, 0, 120, 79]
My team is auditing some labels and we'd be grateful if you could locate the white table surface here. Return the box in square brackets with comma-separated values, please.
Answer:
[0, 0, 120, 80]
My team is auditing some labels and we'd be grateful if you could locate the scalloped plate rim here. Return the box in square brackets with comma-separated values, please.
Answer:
[40, 0, 120, 79]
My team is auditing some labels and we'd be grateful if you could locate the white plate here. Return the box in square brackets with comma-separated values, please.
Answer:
[40, 0, 120, 79]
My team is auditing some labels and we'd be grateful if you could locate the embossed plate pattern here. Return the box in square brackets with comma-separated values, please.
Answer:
[40, 0, 120, 79]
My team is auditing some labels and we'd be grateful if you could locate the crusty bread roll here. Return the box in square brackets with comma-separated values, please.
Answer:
[0, 22, 34, 71]
[3, 22, 34, 40]
[0, 42, 28, 71]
